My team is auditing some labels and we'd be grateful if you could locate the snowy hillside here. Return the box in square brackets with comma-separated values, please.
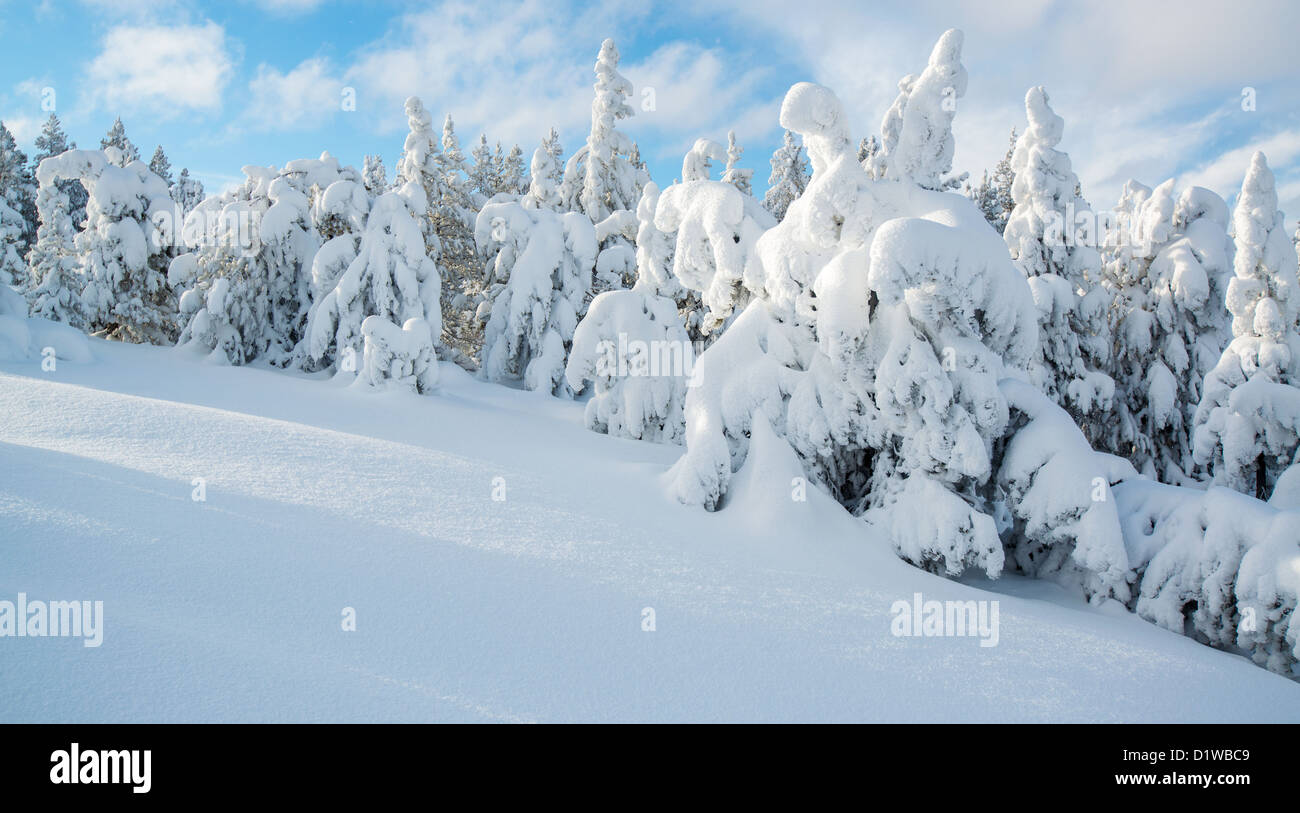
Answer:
[2, 342, 1297, 723]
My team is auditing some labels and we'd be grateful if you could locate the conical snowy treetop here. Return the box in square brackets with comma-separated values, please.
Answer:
[1228, 151, 1299, 341]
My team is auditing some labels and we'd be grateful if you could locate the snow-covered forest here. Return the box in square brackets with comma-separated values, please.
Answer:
[2, 13, 1299, 722]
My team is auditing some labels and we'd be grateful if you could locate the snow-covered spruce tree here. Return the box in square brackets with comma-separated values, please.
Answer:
[362, 154, 387, 196]
[866, 74, 914, 180]
[300, 181, 369, 344]
[1097, 176, 1216, 478]
[302, 180, 441, 377]
[148, 146, 173, 187]
[34, 114, 87, 231]
[1003, 87, 1113, 441]
[394, 99, 476, 363]
[541, 128, 565, 192]
[25, 165, 83, 324]
[171, 168, 204, 219]
[100, 118, 139, 168]
[0, 196, 27, 287]
[997, 379, 1137, 600]
[566, 180, 693, 443]
[0, 121, 37, 271]
[502, 144, 526, 196]
[171, 167, 276, 364]
[762, 130, 809, 223]
[857, 135, 880, 170]
[41, 148, 177, 343]
[416, 109, 481, 362]
[1140, 185, 1234, 479]
[669, 68, 1133, 597]
[558, 40, 644, 299]
[312, 172, 369, 241]
[263, 161, 342, 365]
[561, 38, 641, 224]
[359, 314, 439, 394]
[1115, 480, 1300, 676]
[722, 130, 753, 196]
[396, 98, 448, 258]
[468, 134, 498, 205]
[1193, 152, 1300, 499]
[477, 147, 597, 396]
[146, 146, 186, 268]
[655, 138, 775, 338]
[989, 129, 1017, 232]
[875, 28, 967, 190]
[173, 155, 347, 365]
[1102, 176, 1235, 482]
[966, 131, 1017, 235]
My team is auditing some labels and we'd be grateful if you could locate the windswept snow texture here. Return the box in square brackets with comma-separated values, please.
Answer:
[1, 343, 1298, 722]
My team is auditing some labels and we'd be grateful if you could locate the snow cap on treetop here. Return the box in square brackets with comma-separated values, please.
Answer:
[778, 82, 850, 174]
[1023, 86, 1064, 147]
[682, 138, 726, 182]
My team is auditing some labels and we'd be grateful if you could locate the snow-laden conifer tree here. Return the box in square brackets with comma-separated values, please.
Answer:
[1003, 87, 1113, 439]
[0, 196, 26, 287]
[762, 130, 808, 223]
[541, 128, 564, 192]
[411, 108, 480, 360]
[1140, 185, 1234, 478]
[469, 134, 498, 205]
[875, 29, 967, 190]
[967, 129, 1016, 233]
[856, 135, 879, 169]
[25, 168, 83, 324]
[669, 62, 1132, 598]
[100, 118, 139, 167]
[359, 314, 439, 393]
[302, 180, 440, 376]
[869, 75, 914, 180]
[558, 40, 644, 301]
[1193, 152, 1300, 499]
[560, 38, 641, 224]
[146, 146, 185, 268]
[1101, 177, 1235, 482]
[173, 155, 352, 364]
[566, 180, 693, 443]
[655, 139, 774, 337]
[502, 144, 526, 195]
[363, 154, 387, 196]
[477, 147, 597, 395]
[1115, 479, 1300, 675]
[171, 168, 204, 219]
[40, 148, 177, 342]
[0, 121, 37, 266]
[148, 146, 173, 187]
[722, 131, 753, 196]
[34, 114, 87, 231]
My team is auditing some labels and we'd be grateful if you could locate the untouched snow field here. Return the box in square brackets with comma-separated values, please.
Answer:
[2, 341, 1298, 723]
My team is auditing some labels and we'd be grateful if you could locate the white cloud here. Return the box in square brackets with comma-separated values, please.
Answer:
[1179, 129, 1300, 223]
[690, 0, 1298, 211]
[243, 57, 345, 131]
[623, 42, 781, 163]
[1179, 129, 1300, 197]
[343, 0, 649, 150]
[86, 21, 234, 115]
[2, 114, 41, 146]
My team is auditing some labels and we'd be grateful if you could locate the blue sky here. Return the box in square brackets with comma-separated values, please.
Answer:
[1, 0, 1298, 225]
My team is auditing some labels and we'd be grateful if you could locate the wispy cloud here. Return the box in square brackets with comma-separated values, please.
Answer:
[241, 57, 344, 131]
[85, 21, 235, 115]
